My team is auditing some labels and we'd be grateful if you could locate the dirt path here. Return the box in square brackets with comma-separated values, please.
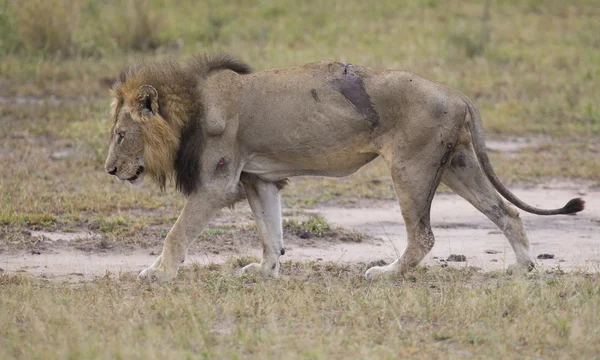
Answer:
[2, 184, 598, 281]
[309, 184, 599, 272]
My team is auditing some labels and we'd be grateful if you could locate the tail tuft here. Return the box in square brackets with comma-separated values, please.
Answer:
[562, 198, 585, 214]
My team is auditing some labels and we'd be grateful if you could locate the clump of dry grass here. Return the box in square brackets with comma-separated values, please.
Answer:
[14, 0, 81, 56]
[101, 0, 163, 52]
[0, 0, 165, 57]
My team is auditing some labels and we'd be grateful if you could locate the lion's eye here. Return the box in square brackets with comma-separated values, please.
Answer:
[116, 132, 125, 144]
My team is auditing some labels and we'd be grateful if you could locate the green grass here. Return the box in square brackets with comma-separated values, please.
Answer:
[283, 216, 332, 237]
[1, 265, 600, 359]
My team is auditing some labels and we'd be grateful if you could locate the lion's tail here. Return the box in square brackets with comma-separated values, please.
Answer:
[464, 100, 584, 215]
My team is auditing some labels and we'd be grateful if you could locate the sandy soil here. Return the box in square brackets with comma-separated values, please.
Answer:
[1, 183, 598, 281]
[308, 184, 599, 272]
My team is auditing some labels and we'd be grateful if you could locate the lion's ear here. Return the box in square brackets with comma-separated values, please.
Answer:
[138, 85, 159, 115]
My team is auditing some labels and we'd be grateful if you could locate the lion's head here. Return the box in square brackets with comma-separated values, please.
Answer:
[104, 54, 251, 193]
[104, 82, 180, 187]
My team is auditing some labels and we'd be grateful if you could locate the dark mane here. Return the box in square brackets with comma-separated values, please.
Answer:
[111, 53, 252, 196]
[174, 113, 202, 195]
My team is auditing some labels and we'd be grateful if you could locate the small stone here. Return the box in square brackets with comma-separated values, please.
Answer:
[298, 231, 312, 239]
[537, 253, 555, 260]
[447, 254, 467, 262]
[490, 259, 498, 262]
[484, 249, 501, 254]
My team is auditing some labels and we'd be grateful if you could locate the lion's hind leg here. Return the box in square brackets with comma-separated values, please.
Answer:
[241, 177, 284, 276]
[365, 143, 449, 280]
[441, 145, 535, 273]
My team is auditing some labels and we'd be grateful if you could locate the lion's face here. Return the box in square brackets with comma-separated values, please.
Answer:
[105, 83, 181, 188]
[104, 107, 146, 185]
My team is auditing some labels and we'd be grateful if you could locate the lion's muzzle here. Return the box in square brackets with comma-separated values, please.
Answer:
[127, 166, 145, 181]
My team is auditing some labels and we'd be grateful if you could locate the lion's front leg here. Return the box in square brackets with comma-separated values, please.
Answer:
[241, 178, 284, 277]
[139, 191, 222, 282]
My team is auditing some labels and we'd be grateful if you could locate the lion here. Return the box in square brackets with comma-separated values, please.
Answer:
[104, 53, 584, 282]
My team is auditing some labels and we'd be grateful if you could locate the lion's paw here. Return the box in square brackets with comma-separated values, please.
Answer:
[365, 265, 389, 280]
[507, 262, 534, 276]
[138, 262, 178, 282]
[365, 262, 400, 280]
[240, 262, 279, 277]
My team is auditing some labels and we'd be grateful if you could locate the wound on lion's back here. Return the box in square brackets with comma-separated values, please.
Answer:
[329, 63, 380, 130]
[216, 157, 227, 171]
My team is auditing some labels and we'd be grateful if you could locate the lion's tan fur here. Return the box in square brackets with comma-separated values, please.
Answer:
[104, 54, 583, 282]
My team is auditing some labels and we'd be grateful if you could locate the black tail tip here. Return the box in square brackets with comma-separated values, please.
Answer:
[563, 198, 585, 214]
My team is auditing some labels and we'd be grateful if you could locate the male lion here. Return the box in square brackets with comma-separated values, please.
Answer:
[104, 54, 584, 282]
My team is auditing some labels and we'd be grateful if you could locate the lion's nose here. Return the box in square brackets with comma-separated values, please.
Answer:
[107, 167, 117, 175]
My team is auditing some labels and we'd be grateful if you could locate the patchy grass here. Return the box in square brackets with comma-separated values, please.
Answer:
[1, 266, 600, 358]
[282, 215, 367, 243]
[283, 215, 332, 237]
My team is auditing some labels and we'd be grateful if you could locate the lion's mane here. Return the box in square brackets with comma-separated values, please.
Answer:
[110, 54, 252, 194]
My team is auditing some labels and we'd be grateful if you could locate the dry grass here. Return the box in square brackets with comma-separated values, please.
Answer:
[14, 0, 81, 56]
[100, 0, 164, 52]
[0, 0, 164, 57]
[1, 265, 600, 359]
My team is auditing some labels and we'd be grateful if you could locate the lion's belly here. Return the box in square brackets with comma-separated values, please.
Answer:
[242, 153, 379, 182]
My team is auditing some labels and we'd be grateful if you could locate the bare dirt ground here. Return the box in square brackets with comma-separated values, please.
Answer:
[2, 183, 597, 281]
[309, 184, 599, 271]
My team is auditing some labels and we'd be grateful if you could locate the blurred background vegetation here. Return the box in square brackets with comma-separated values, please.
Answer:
[0, 0, 597, 127]
[0, 0, 598, 228]
[0, 0, 598, 135]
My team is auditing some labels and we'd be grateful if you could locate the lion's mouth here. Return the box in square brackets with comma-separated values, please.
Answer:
[127, 166, 144, 182]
